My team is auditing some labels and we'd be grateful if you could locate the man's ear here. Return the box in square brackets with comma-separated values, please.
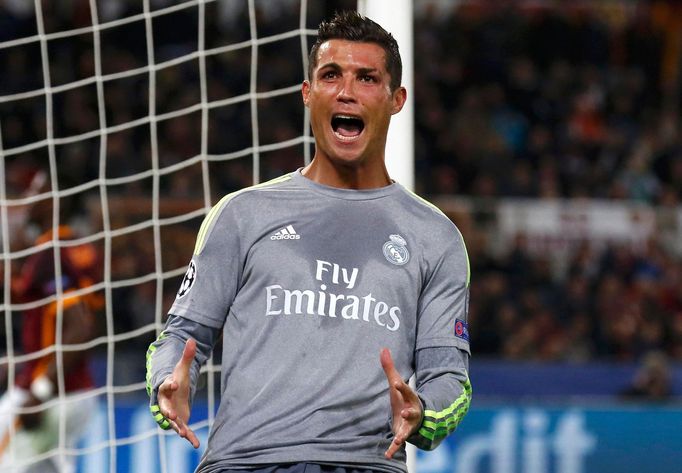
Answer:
[302, 80, 311, 107]
[391, 86, 407, 115]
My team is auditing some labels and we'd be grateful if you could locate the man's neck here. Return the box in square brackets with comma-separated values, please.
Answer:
[301, 158, 392, 190]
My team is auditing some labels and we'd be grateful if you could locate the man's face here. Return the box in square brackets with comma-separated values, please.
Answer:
[302, 40, 406, 167]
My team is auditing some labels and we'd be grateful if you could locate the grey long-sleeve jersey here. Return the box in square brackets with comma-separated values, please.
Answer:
[146, 170, 472, 473]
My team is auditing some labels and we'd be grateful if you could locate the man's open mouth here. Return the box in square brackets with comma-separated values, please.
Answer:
[331, 114, 365, 140]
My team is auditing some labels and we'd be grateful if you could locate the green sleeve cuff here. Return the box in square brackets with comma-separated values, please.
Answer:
[150, 403, 171, 430]
[408, 378, 472, 450]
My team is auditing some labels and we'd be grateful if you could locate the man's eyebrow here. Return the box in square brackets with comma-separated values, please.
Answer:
[318, 62, 341, 71]
[317, 64, 380, 75]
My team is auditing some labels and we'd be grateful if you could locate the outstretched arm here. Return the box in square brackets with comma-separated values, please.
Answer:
[146, 314, 219, 448]
[406, 224, 472, 451]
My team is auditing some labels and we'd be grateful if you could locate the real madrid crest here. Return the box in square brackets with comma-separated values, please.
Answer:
[383, 234, 410, 266]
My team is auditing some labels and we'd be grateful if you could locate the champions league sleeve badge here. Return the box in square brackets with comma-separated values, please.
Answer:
[454, 318, 470, 342]
[176, 260, 197, 299]
[383, 234, 410, 266]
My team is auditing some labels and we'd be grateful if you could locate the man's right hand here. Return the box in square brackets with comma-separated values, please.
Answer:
[156, 338, 200, 448]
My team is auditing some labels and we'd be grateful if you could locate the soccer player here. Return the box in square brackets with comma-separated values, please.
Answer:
[146, 11, 471, 473]
[0, 171, 101, 473]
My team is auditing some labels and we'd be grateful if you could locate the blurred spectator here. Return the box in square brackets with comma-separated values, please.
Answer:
[0, 170, 101, 472]
[620, 351, 673, 401]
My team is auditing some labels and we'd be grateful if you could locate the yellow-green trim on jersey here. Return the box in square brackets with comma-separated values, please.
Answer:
[194, 174, 293, 255]
[150, 404, 171, 430]
[145, 330, 167, 396]
[403, 189, 471, 287]
[147, 331, 173, 430]
[417, 377, 472, 444]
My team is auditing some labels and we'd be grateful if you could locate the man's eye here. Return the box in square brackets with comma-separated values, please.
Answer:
[322, 71, 338, 79]
[360, 75, 377, 83]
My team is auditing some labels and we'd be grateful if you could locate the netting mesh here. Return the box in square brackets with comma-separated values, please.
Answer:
[0, 1, 354, 471]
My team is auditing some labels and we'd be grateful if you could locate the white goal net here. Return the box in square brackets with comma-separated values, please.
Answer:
[0, 1, 354, 471]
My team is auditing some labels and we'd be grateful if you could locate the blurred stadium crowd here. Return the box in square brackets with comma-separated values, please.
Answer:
[414, 2, 681, 204]
[412, 1, 682, 368]
[0, 0, 681, 381]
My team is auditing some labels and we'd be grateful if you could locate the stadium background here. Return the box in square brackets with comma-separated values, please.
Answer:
[1, 0, 681, 472]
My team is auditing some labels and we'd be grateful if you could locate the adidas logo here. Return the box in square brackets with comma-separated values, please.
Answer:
[270, 225, 301, 240]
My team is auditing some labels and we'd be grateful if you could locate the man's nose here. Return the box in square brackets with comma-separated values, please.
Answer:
[336, 76, 356, 102]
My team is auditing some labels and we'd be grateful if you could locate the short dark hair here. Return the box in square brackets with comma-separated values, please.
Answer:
[308, 11, 402, 91]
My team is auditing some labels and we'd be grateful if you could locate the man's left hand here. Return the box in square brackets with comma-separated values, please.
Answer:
[380, 348, 423, 459]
